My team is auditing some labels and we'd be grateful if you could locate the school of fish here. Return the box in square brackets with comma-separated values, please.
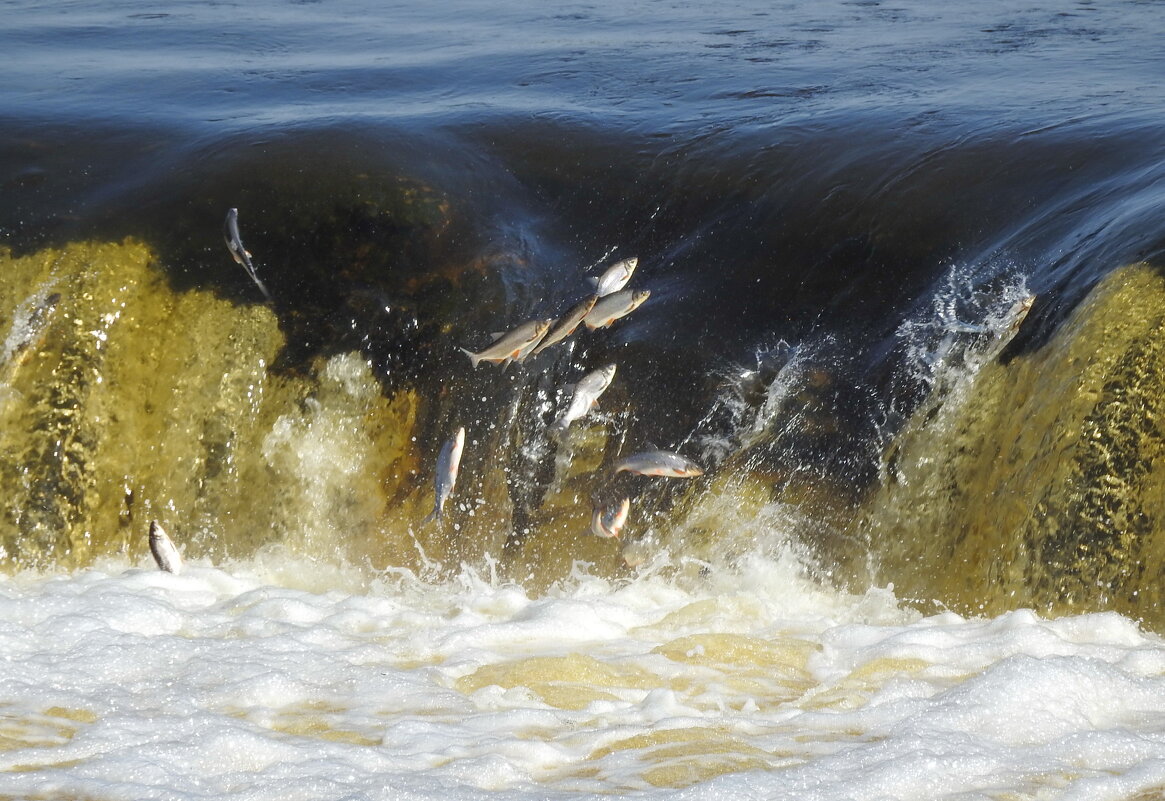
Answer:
[443, 249, 702, 558]
[2, 208, 1030, 571]
[145, 216, 706, 570]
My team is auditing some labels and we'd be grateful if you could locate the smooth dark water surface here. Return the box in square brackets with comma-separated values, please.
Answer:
[4, 0, 1162, 304]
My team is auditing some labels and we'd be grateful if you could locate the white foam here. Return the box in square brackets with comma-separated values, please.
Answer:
[1, 556, 1164, 800]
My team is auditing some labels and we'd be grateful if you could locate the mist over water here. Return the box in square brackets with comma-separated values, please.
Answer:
[3, 0, 1165, 797]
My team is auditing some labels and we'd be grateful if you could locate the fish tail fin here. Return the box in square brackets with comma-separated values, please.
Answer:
[460, 348, 482, 368]
[250, 274, 273, 302]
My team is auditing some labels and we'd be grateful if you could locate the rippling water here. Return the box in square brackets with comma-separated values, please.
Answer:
[3, 0, 1165, 797]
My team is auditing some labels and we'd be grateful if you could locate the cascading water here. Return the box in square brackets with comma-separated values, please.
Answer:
[4, 0, 1165, 797]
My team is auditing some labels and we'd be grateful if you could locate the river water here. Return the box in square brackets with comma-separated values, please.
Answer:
[3, 0, 1165, 798]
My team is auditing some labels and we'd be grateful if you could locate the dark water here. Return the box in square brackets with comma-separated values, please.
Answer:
[3, 0, 1165, 600]
[6, 1, 1164, 274]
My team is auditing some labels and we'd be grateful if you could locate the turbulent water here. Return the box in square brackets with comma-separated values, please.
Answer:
[3, 0, 1165, 798]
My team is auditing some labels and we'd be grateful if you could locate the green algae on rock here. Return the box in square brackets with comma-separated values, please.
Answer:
[857, 263, 1165, 626]
[0, 240, 438, 573]
[0, 240, 286, 568]
[0, 240, 640, 582]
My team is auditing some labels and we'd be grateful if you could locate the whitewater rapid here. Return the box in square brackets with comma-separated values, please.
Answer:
[3, 550, 1164, 800]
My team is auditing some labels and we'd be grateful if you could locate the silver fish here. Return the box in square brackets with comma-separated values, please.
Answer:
[423, 426, 465, 525]
[512, 323, 554, 364]
[614, 450, 704, 478]
[2, 289, 60, 374]
[583, 289, 650, 330]
[149, 520, 183, 575]
[1005, 293, 1036, 335]
[223, 208, 272, 301]
[550, 363, 616, 432]
[461, 319, 552, 368]
[590, 257, 638, 297]
[530, 295, 599, 356]
[591, 497, 630, 539]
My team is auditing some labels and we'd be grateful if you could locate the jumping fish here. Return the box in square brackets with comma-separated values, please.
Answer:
[2, 289, 60, 374]
[583, 289, 651, 330]
[148, 520, 183, 575]
[590, 257, 638, 297]
[422, 426, 466, 525]
[591, 497, 630, 539]
[460, 319, 552, 368]
[529, 295, 599, 356]
[512, 321, 554, 364]
[223, 208, 272, 301]
[614, 450, 704, 478]
[550, 363, 616, 432]
[1005, 293, 1036, 335]
[979, 292, 1037, 363]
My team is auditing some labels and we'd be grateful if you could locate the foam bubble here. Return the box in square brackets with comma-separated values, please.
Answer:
[2, 556, 1165, 800]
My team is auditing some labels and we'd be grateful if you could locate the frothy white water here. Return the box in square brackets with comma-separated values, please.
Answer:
[2, 551, 1164, 801]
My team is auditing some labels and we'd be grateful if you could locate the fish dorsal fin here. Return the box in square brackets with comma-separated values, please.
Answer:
[490, 331, 506, 341]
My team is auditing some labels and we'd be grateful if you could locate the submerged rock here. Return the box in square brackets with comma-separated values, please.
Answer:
[858, 263, 1165, 627]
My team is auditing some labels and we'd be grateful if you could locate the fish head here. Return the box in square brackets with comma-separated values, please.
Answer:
[677, 459, 704, 477]
[597, 363, 618, 383]
[631, 289, 651, 307]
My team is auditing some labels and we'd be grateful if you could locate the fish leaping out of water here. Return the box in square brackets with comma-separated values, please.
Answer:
[149, 520, 184, 575]
[460, 319, 552, 368]
[422, 426, 466, 525]
[550, 363, 616, 432]
[530, 295, 599, 356]
[590, 256, 638, 297]
[583, 289, 650, 330]
[591, 497, 630, 539]
[613, 450, 704, 478]
[223, 207, 272, 301]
